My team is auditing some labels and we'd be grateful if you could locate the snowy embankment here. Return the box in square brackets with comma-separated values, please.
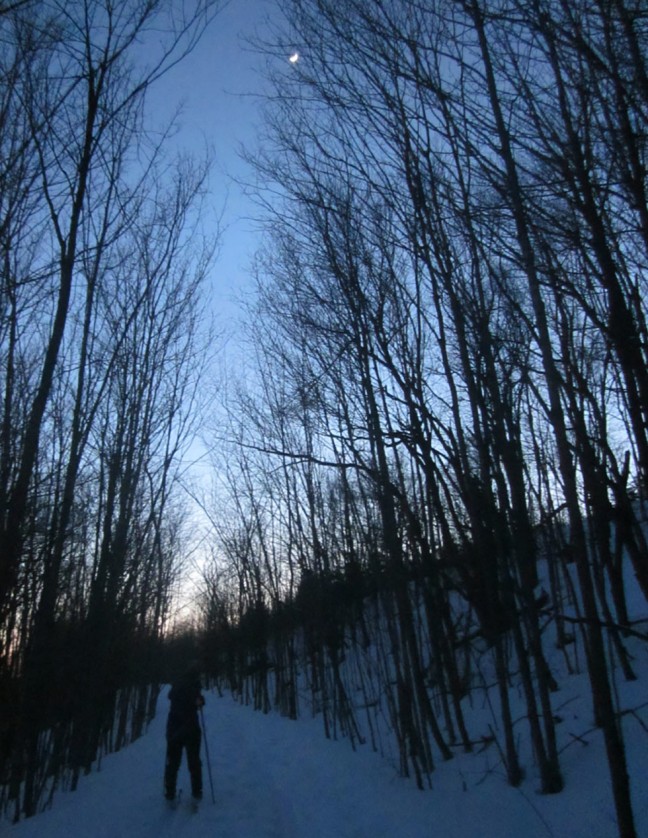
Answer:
[2, 676, 647, 838]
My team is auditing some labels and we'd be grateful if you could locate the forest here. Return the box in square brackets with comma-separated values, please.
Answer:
[1, 2, 647, 838]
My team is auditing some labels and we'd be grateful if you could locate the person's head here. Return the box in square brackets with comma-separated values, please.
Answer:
[184, 659, 201, 680]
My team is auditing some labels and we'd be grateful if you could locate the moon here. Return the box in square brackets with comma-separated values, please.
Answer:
[289, 52, 299, 64]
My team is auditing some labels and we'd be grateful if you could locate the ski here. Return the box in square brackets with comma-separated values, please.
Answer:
[165, 789, 182, 811]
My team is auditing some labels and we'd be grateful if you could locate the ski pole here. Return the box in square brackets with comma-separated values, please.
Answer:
[199, 705, 216, 804]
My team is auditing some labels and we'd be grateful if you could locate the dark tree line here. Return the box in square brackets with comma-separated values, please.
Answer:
[199, 3, 648, 838]
[0, 0, 219, 821]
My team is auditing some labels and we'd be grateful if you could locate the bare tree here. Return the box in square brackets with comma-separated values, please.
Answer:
[204, 1, 647, 834]
[0, 0, 221, 820]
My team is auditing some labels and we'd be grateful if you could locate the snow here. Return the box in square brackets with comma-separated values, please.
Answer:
[2, 674, 648, 838]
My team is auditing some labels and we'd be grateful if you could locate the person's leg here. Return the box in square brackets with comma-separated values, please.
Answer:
[164, 736, 182, 799]
[186, 728, 203, 799]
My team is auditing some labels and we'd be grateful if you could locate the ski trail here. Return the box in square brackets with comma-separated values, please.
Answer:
[203, 693, 424, 838]
[7, 687, 630, 837]
[210, 697, 300, 836]
[4, 692, 341, 838]
[1, 690, 456, 836]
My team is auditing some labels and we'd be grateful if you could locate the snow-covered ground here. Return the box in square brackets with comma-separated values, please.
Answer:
[2, 673, 647, 838]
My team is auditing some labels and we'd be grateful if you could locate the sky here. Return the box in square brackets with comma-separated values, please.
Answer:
[148, 0, 281, 343]
[143, 0, 287, 604]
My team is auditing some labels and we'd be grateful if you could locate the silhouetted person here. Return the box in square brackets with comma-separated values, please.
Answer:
[164, 662, 205, 803]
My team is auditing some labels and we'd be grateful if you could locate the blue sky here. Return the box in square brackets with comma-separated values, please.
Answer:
[141, 0, 286, 593]
[147, 0, 280, 338]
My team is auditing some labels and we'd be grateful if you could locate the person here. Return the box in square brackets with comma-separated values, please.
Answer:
[164, 662, 205, 802]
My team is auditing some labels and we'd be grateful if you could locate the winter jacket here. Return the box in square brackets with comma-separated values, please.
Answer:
[166, 673, 204, 741]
